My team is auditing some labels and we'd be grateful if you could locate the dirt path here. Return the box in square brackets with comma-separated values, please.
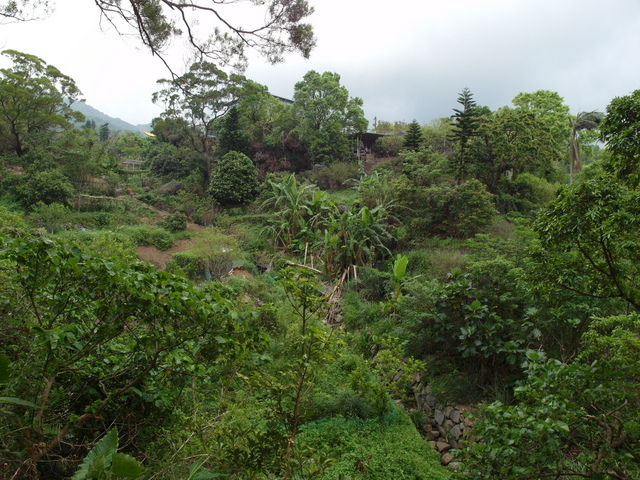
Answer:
[135, 204, 205, 269]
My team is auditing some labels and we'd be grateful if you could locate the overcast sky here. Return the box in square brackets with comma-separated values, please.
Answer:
[1, 0, 639, 127]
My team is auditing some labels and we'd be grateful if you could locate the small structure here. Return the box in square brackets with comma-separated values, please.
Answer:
[119, 159, 143, 171]
[349, 132, 391, 161]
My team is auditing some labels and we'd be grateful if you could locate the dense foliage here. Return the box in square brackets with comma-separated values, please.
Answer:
[2, 42, 639, 480]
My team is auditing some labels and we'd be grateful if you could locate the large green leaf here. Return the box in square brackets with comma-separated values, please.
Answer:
[0, 396, 38, 408]
[72, 429, 118, 480]
[392, 255, 408, 284]
[86, 456, 108, 480]
[111, 452, 143, 479]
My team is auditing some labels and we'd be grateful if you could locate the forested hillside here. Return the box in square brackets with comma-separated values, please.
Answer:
[1, 42, 639, 480]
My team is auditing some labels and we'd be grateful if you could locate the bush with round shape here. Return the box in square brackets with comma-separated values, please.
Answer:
[209, 151, 260, 206]
[159, 212, 188, 233]
[18, 169, 74, 208]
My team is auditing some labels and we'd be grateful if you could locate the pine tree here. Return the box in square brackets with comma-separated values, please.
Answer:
[403, 120, 424, 151]
[99, 123, 110, 142]
[217, 106, 251, 157]
[449, 88, 480, 183]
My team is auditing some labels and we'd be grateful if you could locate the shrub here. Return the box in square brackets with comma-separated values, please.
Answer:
[209, 151, 260, 206]
[56, 230, 138, 262]
[167, 250, 202, 279]
[345, 266, 390, 302]
[159, 212, 188, 233]
[17, 169, 75, 208]
[0, 205, 27, 236]
[117, 225, 173, 251]
[27, 202, 73, 233]
[449, 178, 496, 237]
[495, 173, 558, 213]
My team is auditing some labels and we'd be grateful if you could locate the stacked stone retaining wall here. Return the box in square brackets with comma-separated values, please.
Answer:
[412, 376, 476, 468]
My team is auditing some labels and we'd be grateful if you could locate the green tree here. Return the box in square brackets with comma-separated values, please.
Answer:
[98, 122, 110, 142]
[189, 227, 243, 279]
[450, 178, 496, 237]
[275, 267, 329, 471]
[233, 81, 302, 170]
[293, 70, 367, 163]
[512, 89, 571, 152]
[216, 106, 251, 158]
[209, 151, 259, 206]
[0, 49, 83, 156]
[473, 107, 560, 192]
[449, 87, 480, 182]
[49, 128, 106, 188]
[403, 120, 424, 151]
[16, 169, 74, 207]
[374, 135, 404, 157]
[150, 116, 191, 147]
[0, 0, 50, 20]
[532, 176, 640, 312]
[423, 117, 454, 156]
[2, 0, 315, 66]
[600, 89, 640, 187]
[153, 61, 243, 179]
[373, 120, 407, 135]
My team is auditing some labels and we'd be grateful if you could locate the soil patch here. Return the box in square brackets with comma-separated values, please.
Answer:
[136, 222, 204, 269]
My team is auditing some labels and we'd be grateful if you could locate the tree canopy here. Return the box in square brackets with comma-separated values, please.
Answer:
[600, 89, 640, 187]
[1, 0, 316, 67]
[293, 70, 367, 163]
[0, 49, 83, 157]
[152, 60, 243, 178]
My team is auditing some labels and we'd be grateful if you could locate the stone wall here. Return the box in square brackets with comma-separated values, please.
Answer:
[412, 377, 476, 468]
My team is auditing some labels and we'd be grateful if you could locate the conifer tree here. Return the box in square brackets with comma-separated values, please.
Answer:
[99, 123, 110, 142]
[217, 106, 251, 158]
[449, 88, 480, 183]
[403, 120, 424, 151]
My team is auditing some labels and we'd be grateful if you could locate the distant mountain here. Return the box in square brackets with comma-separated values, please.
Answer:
[72, 102, 152, 136]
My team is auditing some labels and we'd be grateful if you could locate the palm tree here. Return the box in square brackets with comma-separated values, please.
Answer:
[569, 111, 604, 183]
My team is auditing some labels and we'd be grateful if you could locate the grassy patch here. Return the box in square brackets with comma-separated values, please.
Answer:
[296, 409, 450, 480]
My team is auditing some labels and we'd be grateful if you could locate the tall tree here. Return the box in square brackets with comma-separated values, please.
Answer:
[98, 122, 110, 142]
[568, 110, 604, 183]
[473, 107, 560, 192]
[153, 61, 243, 179]
[449, 88, 481, 183]
[512, 90, 570, 154]
[216, 106, 251, 158]
[293, 70, 367, 164]
[599, 89, 640, 188]
[1, 0, 315, 67]
[0, 49, 83, 156]
[403, 120, 424, 151]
